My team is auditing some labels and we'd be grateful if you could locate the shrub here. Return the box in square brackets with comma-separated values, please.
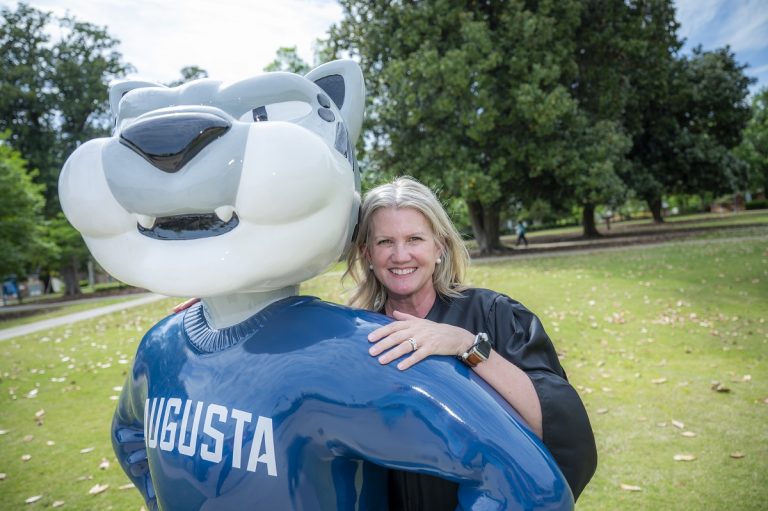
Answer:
[746, 199, 768, 210]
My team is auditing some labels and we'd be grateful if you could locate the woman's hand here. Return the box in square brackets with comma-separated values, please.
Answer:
[368, 311, 476, 370]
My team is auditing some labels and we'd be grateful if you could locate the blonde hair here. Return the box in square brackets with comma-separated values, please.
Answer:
[344, 176, 469, 311]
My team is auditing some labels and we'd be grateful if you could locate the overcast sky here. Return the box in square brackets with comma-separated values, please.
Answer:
[3, 0, 767, 93]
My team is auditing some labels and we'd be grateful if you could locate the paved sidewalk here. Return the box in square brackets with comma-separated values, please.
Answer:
[0, 293, 168, 341]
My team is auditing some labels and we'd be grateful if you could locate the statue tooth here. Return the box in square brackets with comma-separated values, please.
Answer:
[136, 214, 156, 229]
[214, 205, 235, 223]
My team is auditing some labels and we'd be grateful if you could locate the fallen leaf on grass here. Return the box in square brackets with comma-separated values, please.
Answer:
[620, 483, 642, 492]
[651, 377, 667, 384]
[681, 431, 697, 438]
[671, 420, 685, 429]
[25, 495, 42, 504]
[23, 435, 34, 442]
[88, 483, 108, 495]
[46, 440, 55, 446]
[730, 452, 745, 459]
[76, 475, 93, 481]
[52, 501, 64, 508]
[21, 454, 31, 461]
[673, 454, 696, 461]
[742, 375, 751, 382]
[80, 447, 94, 454]
[118, 483, 136, 490]
[26, 389, 38, 399]
[0, 472, 6, 480]
[0, 429, 7, 435]
[711, 381, 730, 393]
[98, 458, 110, 470]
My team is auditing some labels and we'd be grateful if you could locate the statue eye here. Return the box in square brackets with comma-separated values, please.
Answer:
[238, 101, 312, 123]
[250, 106, 269, 122]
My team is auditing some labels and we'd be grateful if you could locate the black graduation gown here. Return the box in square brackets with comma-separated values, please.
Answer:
[387, 288, 597, 510]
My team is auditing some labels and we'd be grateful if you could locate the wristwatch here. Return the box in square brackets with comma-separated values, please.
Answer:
[458, 332, 492, 367]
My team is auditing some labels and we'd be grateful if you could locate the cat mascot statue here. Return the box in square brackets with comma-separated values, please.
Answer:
[59, 60, 572, 510]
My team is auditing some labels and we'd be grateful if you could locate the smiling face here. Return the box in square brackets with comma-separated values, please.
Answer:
[365, 207, 443, 309]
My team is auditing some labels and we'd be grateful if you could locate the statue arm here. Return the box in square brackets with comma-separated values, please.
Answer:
[112, 367, 158, 511]
[324, 360, 574, 511]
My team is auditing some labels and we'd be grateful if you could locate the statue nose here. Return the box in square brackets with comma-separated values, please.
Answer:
[119, 112, 231, 173]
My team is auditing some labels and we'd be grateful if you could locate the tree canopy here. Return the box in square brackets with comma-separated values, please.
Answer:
[1, 1, 132, 293]
[0, 133, 53, 279]
[264, 46, 312, 74]
[328, 0, 756, 245]
[330, 0, 599, 252]
[166, 65, 209, 87]
[736, 87, 768, 193]
[626, 45, 754, 220]
[1, 2, 133, 216]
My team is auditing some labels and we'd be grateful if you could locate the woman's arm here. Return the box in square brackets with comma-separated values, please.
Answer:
[473, 349, 543, 437]
[368, 311, 544, 437]
[368, 297, 597, 499]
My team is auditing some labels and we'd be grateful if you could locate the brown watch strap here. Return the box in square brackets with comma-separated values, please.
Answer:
[464, 350, 485, 367]
[459, 332, 490, 367]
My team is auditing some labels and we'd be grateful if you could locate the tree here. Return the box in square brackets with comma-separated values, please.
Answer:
[565, 0, 648, 236]
[0, 2, 133, 294]
[615, 0, 682, 222]
[330, 0, 594, 254]
[735, 87, 768, 193]
[564, 120, 630, 236]
[167, 65, 209, 87]
[45, 214, 90, 296]
[627, 44, 754, 221]
[1, 2, 133, 215]
[0, 3, 58, 211]
[0, 133, 54, 287]
[264, 46, 311, 74]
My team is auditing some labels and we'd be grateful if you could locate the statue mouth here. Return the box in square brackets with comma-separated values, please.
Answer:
[137, 211, 239, 240]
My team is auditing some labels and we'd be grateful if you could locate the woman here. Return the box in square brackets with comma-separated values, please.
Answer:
[345, 177, 597, 509]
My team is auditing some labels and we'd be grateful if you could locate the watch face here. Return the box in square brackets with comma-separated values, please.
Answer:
[475, 335, 492, 359]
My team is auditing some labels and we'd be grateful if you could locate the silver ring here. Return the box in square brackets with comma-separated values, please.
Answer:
[407, 338, 418, 351]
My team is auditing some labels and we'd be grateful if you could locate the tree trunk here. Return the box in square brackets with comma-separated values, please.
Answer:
[648, 197, 664, 223]
[581, 203, 600, 238]
[61, 259, 82, 296]
[467, 200, 503, 255]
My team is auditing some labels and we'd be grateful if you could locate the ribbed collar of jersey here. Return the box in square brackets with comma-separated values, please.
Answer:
[182, 296, 311, 353]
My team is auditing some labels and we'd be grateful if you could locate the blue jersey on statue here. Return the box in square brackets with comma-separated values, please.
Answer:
[113, 297, 571, 510]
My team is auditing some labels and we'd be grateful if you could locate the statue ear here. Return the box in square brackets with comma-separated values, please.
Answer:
[108, 79, 163, 118]
[306, 60, 365, 143]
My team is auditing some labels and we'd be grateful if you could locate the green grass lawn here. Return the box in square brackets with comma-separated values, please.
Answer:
[470, 238, 768, 510]
[1, 238, 766, 509]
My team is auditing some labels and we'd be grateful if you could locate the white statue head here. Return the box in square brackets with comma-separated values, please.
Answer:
[59, 60, 365, 298]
